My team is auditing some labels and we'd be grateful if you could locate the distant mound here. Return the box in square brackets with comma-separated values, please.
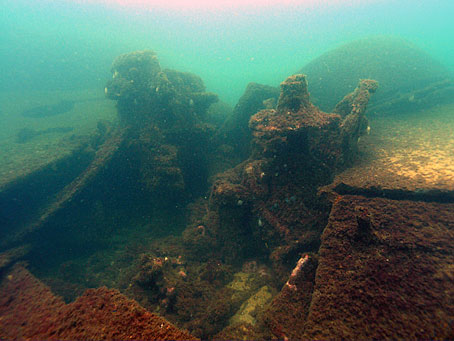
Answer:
[298, 36, 452, 112]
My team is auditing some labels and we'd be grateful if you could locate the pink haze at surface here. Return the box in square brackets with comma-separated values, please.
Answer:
[73, 0, 375, 11]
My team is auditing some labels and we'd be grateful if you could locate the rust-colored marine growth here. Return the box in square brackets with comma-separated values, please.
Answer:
[105, 50, 220, 201]
[303, 195, 454, 339]
[250, 74, 378, 167]
[0, 265, 196, 340]
[186, 74, 378, 278]
[264, 254, 318, 339]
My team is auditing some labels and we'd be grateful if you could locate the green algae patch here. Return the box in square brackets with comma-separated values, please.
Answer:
[230, 285, 275, 326]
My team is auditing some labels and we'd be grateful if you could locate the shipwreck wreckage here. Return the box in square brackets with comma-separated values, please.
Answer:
[1, 48, 453, 339]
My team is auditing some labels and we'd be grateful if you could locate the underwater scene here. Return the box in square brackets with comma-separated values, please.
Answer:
[1, 0, 454, 339]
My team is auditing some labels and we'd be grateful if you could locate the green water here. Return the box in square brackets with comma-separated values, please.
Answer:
[1, 2, 454, 339]
[1, 0, 453, 105]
